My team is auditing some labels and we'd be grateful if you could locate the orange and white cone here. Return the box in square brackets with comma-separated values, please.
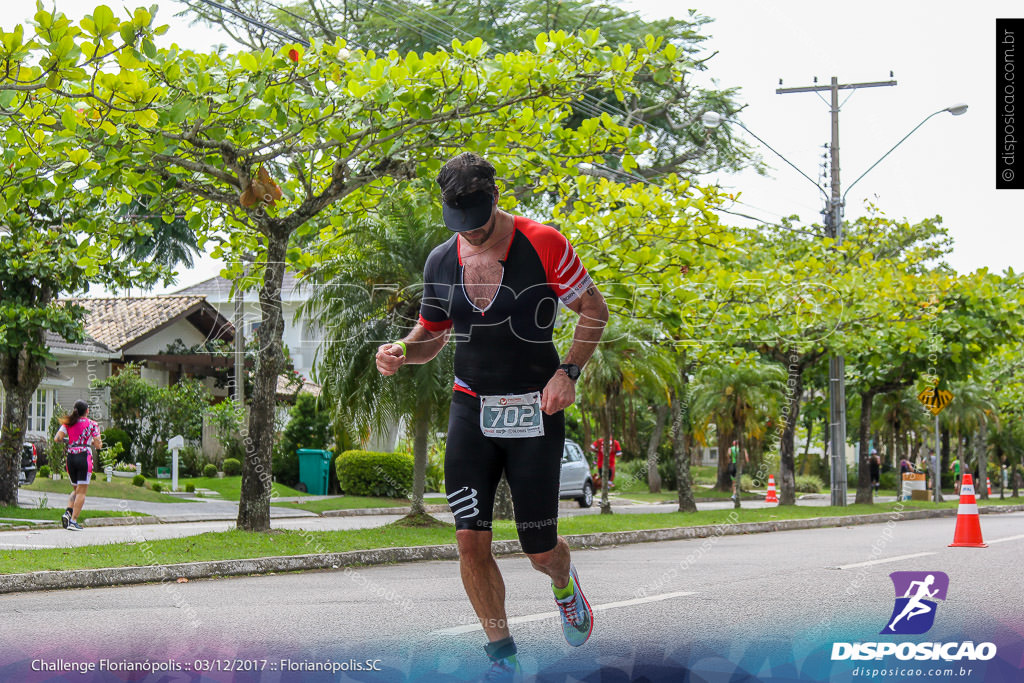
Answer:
[949, 473, 987, 548]
[987, 477, 992, 496]
[765, 475, 779, 504]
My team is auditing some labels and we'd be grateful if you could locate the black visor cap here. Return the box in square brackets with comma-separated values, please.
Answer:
[442, 190, 495, 232]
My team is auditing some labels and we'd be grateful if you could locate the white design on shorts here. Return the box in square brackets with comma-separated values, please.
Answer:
[447, 486, 479, 519]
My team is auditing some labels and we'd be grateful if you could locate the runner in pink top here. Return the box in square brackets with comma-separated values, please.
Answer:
[54, 400, 102, 530]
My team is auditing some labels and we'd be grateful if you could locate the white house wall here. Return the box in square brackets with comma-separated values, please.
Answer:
[122, 318, 217, 355]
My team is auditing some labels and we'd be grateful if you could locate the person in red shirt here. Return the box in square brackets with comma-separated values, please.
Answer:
[590, 437, 621, 487]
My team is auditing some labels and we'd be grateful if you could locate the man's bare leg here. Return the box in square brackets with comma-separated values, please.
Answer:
[527, 536, 571, 589]
[456, 529, 510, 642]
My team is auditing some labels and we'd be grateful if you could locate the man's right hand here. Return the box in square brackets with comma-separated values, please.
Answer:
[375, 343, 406, 376]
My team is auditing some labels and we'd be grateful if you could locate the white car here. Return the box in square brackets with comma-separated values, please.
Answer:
[559, 439, 594, 508]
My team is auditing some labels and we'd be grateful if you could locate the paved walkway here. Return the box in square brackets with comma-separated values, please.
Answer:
[2, 487, 905, 550]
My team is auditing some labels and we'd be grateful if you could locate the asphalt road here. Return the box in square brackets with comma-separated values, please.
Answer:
[1, 511, 1021, 682]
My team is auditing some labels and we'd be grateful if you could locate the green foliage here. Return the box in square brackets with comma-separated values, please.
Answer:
[203, 463, 218, 478]
[222, 458, 242, 476]
[335, 450, 413, 498]
[38, 465, 51, 478]
[657, 457, 678, 491]
[102, 427, 132, 461]
[274, 394, 331, 487]
[206, 401, 244, 460]
[92, 365, 210, 474]
[98, 441, 124, 470]
[795, 475, 825, 494]
[151, 482, 162, 493]
[132, 474, 145, 487]
[185, 483, 196, 493]
[177, 446, 206, 478]
[880, 471, 898, 491]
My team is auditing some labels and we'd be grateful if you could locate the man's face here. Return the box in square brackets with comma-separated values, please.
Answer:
[459, 203, 497, 246]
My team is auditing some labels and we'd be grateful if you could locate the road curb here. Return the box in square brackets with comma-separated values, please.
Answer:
[1, 504, 1021, 595]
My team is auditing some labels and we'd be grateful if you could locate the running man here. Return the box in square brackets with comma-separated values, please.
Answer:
[376, 152, 608, 681]
[54, 400, 102, 530]
[888, 574, 939, 631]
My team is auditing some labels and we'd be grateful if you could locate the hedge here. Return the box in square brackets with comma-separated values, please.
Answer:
[222, 458, 242, 476]
[335, 450, 413, 498]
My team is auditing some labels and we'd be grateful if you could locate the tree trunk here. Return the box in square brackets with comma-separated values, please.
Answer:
[645, 404, 668, 493]
[670, 388, 697, 513]
[237, 235, 287, 532]
[855, 390, 876, 505]
[940, 425, 950, 473]
[715, 421, 733, 492]
[493, 472, 514, 520]
[778, 370, 804, 506]
[976, 422, 989, 500]
[410, 407, 429, 515]
[733, 431, 744, 509]
[0, 343, 47, 506]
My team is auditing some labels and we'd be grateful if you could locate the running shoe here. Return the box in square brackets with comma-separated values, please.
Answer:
[61, 510, 71, 529]
[481, 654, 521, 682]
[67, 520, 83, 531]
[553, 563, 593, 647]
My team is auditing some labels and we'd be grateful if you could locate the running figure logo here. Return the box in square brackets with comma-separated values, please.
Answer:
[881, 571, 949, 635]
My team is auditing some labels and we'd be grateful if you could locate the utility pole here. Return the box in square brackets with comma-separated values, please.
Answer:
[776, 75, 896, 506]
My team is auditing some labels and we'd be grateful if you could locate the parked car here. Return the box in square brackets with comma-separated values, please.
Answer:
[19, 442, 38, 485]
[559, 439, 593, 508]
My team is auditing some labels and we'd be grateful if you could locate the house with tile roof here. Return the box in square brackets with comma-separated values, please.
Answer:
[174, 272, 321, 383]
[5, 297, 236, 444]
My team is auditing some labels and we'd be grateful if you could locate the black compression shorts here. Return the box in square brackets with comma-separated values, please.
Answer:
[444, 391, 565, 554]
[66, 450, 93, 486]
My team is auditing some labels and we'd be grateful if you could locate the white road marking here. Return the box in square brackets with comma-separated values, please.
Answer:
[987, 533, 1024, 544]
[432, 590, 695, 635]
[835, 552, 936, 570]
[0, 543, 59, 549]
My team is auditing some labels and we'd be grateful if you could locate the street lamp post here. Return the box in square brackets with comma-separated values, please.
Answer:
[703, 102, 967, 505]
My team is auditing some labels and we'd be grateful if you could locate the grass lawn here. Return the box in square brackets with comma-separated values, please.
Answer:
[4, 497, 1021, 574]
[177, 476, 309, 500]
[273, 494, 450, 513]
[0, 505, 150, 523]
[25, 478, 189, 504]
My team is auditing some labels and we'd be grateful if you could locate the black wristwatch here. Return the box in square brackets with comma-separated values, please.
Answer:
[558, 363, 581, 381]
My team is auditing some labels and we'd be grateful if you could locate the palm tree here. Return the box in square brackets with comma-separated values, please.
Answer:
[942, 381, 997, 496]
[303, 191, 453, 520]
[691, 361, 785, 508]
[117, 198, 199, 270]
[575, 319, 676, 514]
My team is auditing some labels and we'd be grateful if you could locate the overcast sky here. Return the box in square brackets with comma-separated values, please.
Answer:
[9, 1, 1020, 292]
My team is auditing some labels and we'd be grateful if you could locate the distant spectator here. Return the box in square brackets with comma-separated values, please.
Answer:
[590, 437, 621, 487]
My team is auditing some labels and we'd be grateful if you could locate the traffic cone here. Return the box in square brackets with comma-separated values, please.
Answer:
[949, 474, 987, 548]
[987, 477, 992, 496]
[765, 475, 779, 504]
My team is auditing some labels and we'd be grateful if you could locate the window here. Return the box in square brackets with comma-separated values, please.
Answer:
[28, 389, 49, 432]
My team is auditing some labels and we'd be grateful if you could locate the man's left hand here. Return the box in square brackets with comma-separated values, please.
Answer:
[541, 370, 576, 415]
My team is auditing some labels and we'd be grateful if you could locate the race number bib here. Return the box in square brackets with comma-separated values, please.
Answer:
[480, 392, 544, 438]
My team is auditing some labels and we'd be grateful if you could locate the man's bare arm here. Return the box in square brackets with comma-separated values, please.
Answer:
[562, 284, 610, 369]
[375, 322, 449, 376]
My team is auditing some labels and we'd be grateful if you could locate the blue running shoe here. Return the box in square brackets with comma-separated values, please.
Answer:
[553, 564, 593, 646]
[61, 510, 71, 529]
[67, 520, 83, 531]
[481, 654, 521, 682]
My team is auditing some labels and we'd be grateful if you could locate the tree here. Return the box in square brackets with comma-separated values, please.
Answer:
[0, 5, 168, 504]
[181, 0, 758, 180]
[691, 359, 785, 506]
[92, 27, 686, 531]
[303, 191, 453, 519]
[575, 319, 676, 513]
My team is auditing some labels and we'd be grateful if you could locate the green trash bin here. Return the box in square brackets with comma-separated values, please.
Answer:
[296, 448, 332, 495]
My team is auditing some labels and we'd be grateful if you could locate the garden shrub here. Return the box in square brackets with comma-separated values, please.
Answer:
[203, 463, 217, 478]
[185, 483, 196, 493]
[151, 482, 162, 492]
[335, 450, 413, 498]
[795, 475, 825, 493]
[132, 474, 146, 487]
[222, 458, 242, 476]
